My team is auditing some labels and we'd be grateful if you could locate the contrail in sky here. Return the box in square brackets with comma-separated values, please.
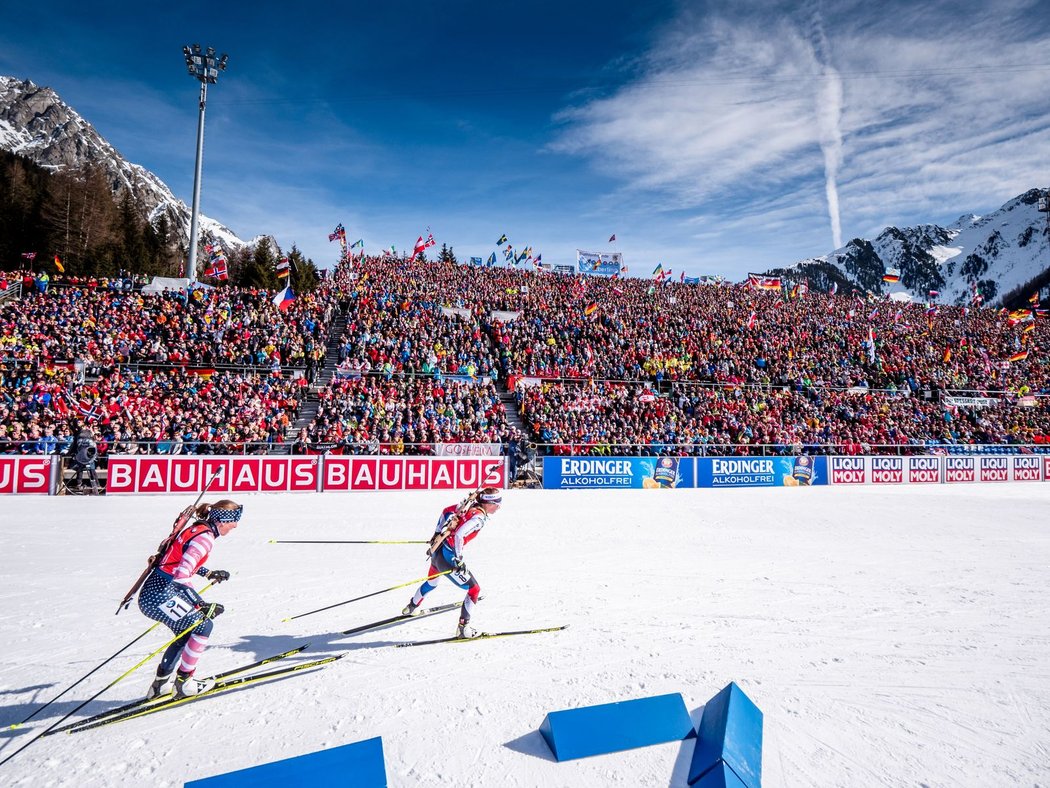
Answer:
[805, 4, 844, 250]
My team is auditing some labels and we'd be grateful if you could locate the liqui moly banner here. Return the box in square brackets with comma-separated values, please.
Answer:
[908, 456, 942, 483]
[944, 457, 976, 484]
[869, 456, 905, 484]
[829, 457, 866, 484]
[106, 456, 322, 494]
[1011, 456, 1042, 481]
[321, 457, 505, 492]
[0, 456, 53, 494]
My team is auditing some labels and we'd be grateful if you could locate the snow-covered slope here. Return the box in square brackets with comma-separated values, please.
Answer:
[0, 75, 244, 251]
[775, 190, 1050, 306]
[1, 486, 1048, 786]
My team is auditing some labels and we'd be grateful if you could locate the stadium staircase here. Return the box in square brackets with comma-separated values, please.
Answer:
[277, 309, 347, 453]
[499, 388, 529, 435]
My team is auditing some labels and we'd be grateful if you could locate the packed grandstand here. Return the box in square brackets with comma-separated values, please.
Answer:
[2, 253, 1048, 474]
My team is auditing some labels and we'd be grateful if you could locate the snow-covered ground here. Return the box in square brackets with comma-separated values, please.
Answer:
[1, 486, 1049, 786]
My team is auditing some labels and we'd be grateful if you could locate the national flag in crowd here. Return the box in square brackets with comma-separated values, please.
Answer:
[652, 263, 664, 278]
[21, 251, 37, 262]
[867, 327, 877, 364]
[533, 254, 542, 265]
[276, 257, 291, 278]
[412, 236, 427, 258]
[928, 290, 940, 298]
[746, 310, 757, 329]
[747, 274, 782, 291]
[608, 234, 616, 243]
[1029, 292, 1041, 306]
[1022, 322, 1036, 335]
[882, 268, 901, 283]
[328, 224, 346, 242]
[53, 255, 64, 273]
[204, 260, 228, 280]
[868, 307, 879, 320]
[496, 233, 508, 245]
[926, 305, 938, 318]
[486, 252, 497, 267]
[1007, 350, 1029, 363]
[425, 232, 436, 249]
[828, 282, 838, 295]
[943, 347, 952, 363]
[351, 239, 364, 249]
[272, 285, 296, 312]
[584, 302, 598, 317]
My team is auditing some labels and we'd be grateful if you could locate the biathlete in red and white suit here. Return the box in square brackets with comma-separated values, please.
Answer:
[402, 487, 503, 638]
[138, 500, 241, 699]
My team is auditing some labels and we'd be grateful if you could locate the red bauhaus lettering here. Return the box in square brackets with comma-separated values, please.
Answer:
[16, 459, 51, 494]
[138, 459, 170, 493]
[404, 459, 429, 489]
[378, 459, 405, 490]
[106, 459, 136, 493]
[0, 458, 15, 494]
[350, 459, 378, 490]
[289, 458, 318, 492]
[431, 459, 456, 489]
[170, 459, 201, 492]
[260, 459, 288, 492]
[230, 459, 260, 493]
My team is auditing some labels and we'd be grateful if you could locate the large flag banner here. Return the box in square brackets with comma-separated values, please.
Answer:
[576, 249, 624, 277]
[747, 273, 782, 291]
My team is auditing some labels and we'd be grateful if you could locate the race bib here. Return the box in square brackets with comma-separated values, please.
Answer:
[160, 596, 195, 622]
[450, 567, 472, 585]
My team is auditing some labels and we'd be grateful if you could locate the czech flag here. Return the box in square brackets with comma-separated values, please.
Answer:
[272, 285, 296, 312]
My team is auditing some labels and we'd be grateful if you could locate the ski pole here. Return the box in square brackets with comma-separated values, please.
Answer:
[11, 622, 160, 729]
[282, 571, 452, 622]
[0, 601, 214, 768]
[269, 539, 428, 545]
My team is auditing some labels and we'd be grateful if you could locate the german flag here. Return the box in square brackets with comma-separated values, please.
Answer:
[1007, 350, 1029, 363]
[943, 347, 952, 363]
[584, 303, 598, 317]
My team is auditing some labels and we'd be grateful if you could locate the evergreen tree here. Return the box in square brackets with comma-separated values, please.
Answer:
[237, 238, 278, 289]
[287, 244, 320, 293]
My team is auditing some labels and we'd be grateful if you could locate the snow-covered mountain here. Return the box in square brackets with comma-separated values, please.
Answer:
[0, 75, 245, 252]
[770, 190, 1050, 307]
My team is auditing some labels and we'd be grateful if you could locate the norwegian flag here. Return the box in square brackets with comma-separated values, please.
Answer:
[328, 224, 346, 242]
[205, 260, 229, 281]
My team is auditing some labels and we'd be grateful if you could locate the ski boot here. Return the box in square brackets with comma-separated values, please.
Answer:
[456, 620, 479, 639]
[173, 670, 215, 699]
[146, 670, 172, 701]
[402, 599, 422, 617]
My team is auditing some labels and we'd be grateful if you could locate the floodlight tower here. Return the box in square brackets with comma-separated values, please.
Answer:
[182, 44, 228, 282]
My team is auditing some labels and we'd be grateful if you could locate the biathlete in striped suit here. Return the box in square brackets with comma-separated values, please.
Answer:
[402, 487, 502, 638]
[138, 500, 242, 699]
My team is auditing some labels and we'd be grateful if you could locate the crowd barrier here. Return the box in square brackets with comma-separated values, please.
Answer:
[0, 455, 507, 495]
[4, 453, 1047, 494]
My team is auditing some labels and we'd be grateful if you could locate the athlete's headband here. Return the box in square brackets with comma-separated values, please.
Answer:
[478, 491, 502, 505]
[207, 506, 243, 525]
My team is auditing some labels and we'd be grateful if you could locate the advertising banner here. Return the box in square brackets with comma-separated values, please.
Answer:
[321, 457, 505, 492]
[1011, 456, 1042, 481]
[978, 456, 1010, 482]
[908, 456, 942, 483]
[944, 456, 976, 483]
[543, 456, 695, 490]
[696, 456, 827, 488]
[435, 443, 502, 457]
[105, 456, 322, 494]
[0, 456, 53, 495]
[829, 456, 866, 484]
[869, 456, 905, 484]
[576, 250, 623, 278]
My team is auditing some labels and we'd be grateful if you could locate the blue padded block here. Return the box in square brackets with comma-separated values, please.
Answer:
[688, 682, 762, 787]
[539, 692, 695, 762]
[694, 761, 749, 788]
[185, 736, 386, 788]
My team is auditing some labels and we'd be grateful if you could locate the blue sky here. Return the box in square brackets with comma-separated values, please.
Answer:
[2, 0, 1049, 277]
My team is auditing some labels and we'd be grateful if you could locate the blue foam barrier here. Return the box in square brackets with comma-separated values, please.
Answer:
[693, 760, 750, 788]
[539, 692, 695, 761]
[688, 682, 762, 787]
[185, 736, 386, 788]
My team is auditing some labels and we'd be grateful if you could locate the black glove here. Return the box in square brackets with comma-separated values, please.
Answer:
[206, 569, 230, 583]
[199, 602, 225, 619]
[452, 557, 467, 574]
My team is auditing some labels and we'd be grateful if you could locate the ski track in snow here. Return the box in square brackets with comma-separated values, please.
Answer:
[1, 486, 1049, 786]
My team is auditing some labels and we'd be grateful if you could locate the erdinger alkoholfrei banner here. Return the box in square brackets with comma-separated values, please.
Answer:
[104, 456, 506, 494]
[826, 455, 1045, 484]
[696, 456, 827, 488]
[543, 457, 695, 489]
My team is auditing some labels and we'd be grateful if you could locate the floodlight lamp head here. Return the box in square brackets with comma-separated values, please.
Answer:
[192, 43, 201, 54]
[206, 46, 215, 57]
[218, 54, 229, 70]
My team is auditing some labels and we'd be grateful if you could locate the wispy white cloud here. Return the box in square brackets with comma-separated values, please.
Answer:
[554, 0, 1050, 269]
